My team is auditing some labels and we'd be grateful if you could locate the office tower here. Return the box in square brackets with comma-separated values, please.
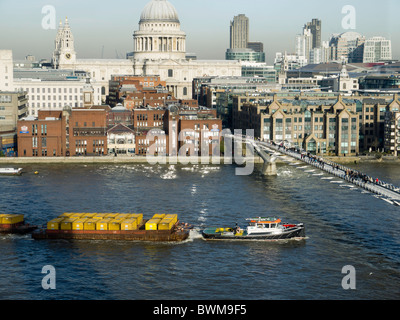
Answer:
[363, 37, 392, 63]
[329, 32, 365, 63]
[295, 29, 313, 63]
[230, 14, 249, 49]
[304, 19, 322, 49]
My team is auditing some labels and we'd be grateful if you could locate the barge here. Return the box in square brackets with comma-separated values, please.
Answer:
[202, 217, 305, 241]
[0, 214, 38, 235]
[32, 213, 191, 242]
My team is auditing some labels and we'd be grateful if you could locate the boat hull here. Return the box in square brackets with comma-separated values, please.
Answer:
[32, 228, 190, 242]
[202, 225, 305, 241]
[0, 222, 38, 235]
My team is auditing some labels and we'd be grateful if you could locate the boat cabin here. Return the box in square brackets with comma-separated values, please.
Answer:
[246, 217, 283, 235]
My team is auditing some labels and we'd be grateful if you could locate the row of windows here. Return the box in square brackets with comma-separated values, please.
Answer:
[30, 95, 82, 101]
[31, 102, 83, 108]
[27, 88, 82, 94]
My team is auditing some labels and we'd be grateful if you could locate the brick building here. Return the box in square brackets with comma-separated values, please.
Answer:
[17, 106, 108, 157]
[108, 75, 167, 107]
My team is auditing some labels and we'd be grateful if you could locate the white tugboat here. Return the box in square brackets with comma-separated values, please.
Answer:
[202, 217, 305, 241]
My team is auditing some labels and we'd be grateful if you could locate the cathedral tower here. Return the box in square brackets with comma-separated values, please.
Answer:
[52, 17, 77, 69]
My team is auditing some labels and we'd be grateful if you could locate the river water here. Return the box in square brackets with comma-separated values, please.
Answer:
[0, 161, 399, 300]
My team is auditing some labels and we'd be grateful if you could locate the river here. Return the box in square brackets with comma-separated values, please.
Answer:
[0, 161, 399, 300]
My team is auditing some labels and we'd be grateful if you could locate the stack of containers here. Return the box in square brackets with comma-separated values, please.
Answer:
[45, 213, 146, 232]
[158, 214, 178, 231]
[145, 214, 166, 231]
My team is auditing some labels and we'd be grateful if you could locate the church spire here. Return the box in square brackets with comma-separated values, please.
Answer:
[52, 16, 76, 68]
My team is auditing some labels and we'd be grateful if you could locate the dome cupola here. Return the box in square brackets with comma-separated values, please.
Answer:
[140, 0, 180, 23]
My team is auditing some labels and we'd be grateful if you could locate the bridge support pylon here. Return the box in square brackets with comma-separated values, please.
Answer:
[262, 161, 277, 176]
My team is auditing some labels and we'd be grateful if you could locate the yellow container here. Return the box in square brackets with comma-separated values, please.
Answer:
[120, 219, 138, 231]
[70, 213, 84, 219]
[47, 218, 64, 230]
[164, 214, 178, 224]
[96, 219, 112, 231]
[108, 219, 124, 231]
[158, 219, 175, 231]
[129, 214, 143, 225]
[84, 219, 97, 231]
[93, 213, 107, 220]
[105, 213, 119, 219]
[72, 219, 88, 231]
[60, 218, 76, 230]
[145, 218, 161, 231]
[116, 214, 130, 219]
[152, 214, 166, 220]
[1, 214, 24, 224]
[81, 213, 96, 219]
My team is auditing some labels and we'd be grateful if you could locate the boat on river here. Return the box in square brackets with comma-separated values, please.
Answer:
[0, 214, 38, 234]
[0, 168, 23, 176]
[32, 213, 192, 242]
[201, 217, 305, 241]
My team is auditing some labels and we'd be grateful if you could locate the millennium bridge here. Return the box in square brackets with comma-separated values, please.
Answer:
[230, 134, 400, 206]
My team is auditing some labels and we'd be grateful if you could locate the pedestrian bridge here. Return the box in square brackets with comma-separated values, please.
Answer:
[232, 134, 400, 206]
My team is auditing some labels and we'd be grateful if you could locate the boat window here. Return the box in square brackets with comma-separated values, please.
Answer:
[271, 224, 276, 228]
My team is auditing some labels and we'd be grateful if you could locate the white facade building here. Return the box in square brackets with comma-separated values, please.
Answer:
[52, 0, 241, 100]
[13, 73, 102, 116]
[363, 36, 392, 63]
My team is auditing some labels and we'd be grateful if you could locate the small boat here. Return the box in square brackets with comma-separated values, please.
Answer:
[0, 168, 23, 176]
[201, 217, 305, 241]
[0, 214, 38, 235]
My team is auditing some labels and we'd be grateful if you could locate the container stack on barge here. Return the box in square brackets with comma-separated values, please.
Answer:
[32, 213, 191, 242]
[0, 214, 38, 234]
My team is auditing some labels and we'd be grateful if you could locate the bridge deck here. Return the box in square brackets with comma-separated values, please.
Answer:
[246, 137, 400, 205]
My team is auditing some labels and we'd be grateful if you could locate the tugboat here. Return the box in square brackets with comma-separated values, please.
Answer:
[201, 217, 305, 241]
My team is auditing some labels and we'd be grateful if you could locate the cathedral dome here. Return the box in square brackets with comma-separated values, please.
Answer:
[140, 0, 180, 23]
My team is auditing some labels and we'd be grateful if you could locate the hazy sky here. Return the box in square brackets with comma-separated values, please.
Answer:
[0, 0, 399, 64]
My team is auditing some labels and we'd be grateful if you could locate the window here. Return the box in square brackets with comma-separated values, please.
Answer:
[168, 69, 173, 77]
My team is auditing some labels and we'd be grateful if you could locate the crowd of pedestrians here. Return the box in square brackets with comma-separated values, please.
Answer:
[268, 140, 400, 195]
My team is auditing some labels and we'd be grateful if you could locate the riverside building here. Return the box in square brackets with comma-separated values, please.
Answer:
[0, 91, 28, 156]
[232, 94, 360, 156]
[17, 107, 108, 157]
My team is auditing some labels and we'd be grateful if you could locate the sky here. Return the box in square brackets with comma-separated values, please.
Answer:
[0, 0, 399, 64]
